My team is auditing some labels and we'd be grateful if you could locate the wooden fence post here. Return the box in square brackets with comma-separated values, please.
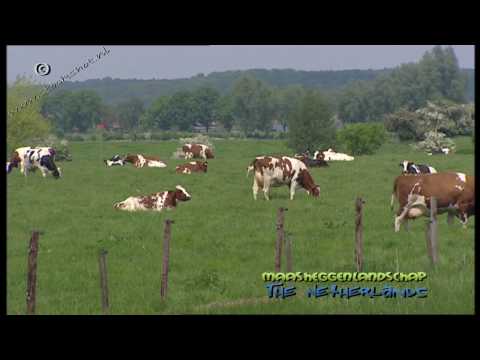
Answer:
[426, 197, 439, 264]
[26, 231, 40, 315]
[98, 249, 109, 314]
[161, 219, 174, 300]
[355, 198, 365, 272]
[275, 208, 287, 272]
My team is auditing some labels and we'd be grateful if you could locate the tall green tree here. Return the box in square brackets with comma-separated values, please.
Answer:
[215, 95, 235, 132]
[41, 90, 104, 132]
[231, 76, 275, 135]
[115, 97, 145, 130]
[273, 85, 306, 132]
[192, 87, 220, 132]
[287, 89, 335, 153]
[140, 95, 171, 130]
[8, 77, 51, 152]
[165, 91, 196, 131]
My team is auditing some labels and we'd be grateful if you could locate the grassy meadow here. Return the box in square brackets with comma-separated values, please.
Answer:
[6, 137, 475, 314]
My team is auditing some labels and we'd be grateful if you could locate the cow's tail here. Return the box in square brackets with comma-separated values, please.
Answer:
[391, 179, 398, 211]
[246, 165, 254, 178]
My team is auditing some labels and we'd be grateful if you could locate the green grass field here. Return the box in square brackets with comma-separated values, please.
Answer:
[7, 137, 475, 314]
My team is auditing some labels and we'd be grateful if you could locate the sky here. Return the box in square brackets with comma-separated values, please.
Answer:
[7, 45, 475, 84]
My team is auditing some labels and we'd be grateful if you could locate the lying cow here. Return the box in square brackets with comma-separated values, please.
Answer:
[124, 154, 167, 168]
[391, 172, 475, 232]
[114, 185, 192, 212]
[104, 155, 126, 167]
[428, 147, 451, 156]
[7, 147, 61, 178]
[247, 156, 320, 200]
[176, 161, 208, 174]
[182, 143, 214, 160]
[317, 148, 354, 161]
[294, 153, 329, 168]
[400, 161, 437, 174]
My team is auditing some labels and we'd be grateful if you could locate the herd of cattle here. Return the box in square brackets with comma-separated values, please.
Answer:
[6, 143, 475, 231]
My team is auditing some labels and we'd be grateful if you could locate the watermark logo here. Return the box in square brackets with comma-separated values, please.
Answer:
[8, 46, 111, 118]
[34, 63, 51, 76]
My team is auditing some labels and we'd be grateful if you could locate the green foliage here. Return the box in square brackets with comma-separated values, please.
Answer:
[339, 46, 468, 123]
[115, 98, 145, 130]
[165, 91, 197, 131]
[385, 102, 475, 141]
[287, 89, 335, 153]
[231, 76, 275, 136]
[41, 89, 104, 132]
[336, 123, 387, 155]
[413, 131, 456, 154]
[214, 95, 235, 132]
[384, 109, 424, 141]
[192, 87, 220, 132]
[7, 77, 51, 152]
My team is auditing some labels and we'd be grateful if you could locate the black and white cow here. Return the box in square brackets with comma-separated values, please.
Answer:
[23, 147, 61, 178]
[400, 160, 437, 175]
[104, 155, 126, 167]
[7, 147, 60, 178]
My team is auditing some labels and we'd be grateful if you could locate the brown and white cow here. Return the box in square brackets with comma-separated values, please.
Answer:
[175, 161, 208, 174]
[391, 172, 475, 231]
[247, 156, 320, 200]
[182, 143, 214, 160]
[113, 185, 192, 212]
[124, 154, 167, 168]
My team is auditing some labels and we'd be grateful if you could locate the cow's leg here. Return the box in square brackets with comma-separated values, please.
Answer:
[289, 182, 297, 200]
[447, 210, 455, 226]
[252, 179, 259, 201]
[262, 179, 271, 201]
[395, 206, 410, 232]
[40, 167, 48, 177]
[20, 161, 25, 175]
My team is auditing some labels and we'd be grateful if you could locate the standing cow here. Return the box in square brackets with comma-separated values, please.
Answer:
[247, 156, 320, 200]
[182, 143, 214, 160]
[7, 147, 61, 178]
[391, 172, 475, 231]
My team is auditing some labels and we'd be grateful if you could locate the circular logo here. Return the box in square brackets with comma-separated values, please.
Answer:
[34, 63, 51, 76]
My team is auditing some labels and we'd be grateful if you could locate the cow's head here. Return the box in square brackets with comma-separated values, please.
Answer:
[400, 161, 413, 174]
[175, 185, 192, 201]
[7, 151, 21, 173]
[40, 155, 61, 179]
[205, 148, 214, 159]
[200, 161, 208, 172]
[298, 169, 320, 198]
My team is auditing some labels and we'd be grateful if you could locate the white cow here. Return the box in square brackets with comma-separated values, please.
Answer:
[316, 148, 354, 161]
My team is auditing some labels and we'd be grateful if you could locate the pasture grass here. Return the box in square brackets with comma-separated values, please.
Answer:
[7, 137, 475, 314]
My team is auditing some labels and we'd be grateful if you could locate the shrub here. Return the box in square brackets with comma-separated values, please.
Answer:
[412, 131, 456, 154]
[336, 122, 386, 155]
[66, 134, 84, 142]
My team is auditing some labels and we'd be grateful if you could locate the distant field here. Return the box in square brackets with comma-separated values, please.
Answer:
[7, 137, 475, 314]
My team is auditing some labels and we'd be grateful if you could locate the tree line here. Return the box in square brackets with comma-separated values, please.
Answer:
[8, 46, 472, 154]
